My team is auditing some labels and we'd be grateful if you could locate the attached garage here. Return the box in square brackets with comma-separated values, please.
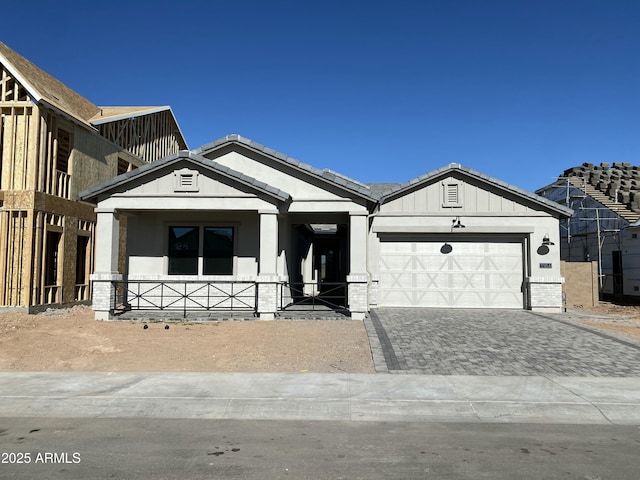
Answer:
[378, 236, 524, 308]
[370, 163, 573, 312]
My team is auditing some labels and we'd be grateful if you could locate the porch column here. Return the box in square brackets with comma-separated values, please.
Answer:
[257, 211, 279, 319]
[347, 212, 369, 320]
[90, 208, 122, 320]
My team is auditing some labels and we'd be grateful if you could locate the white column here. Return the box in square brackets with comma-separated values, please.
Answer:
[90, 208, 122, 320]
[347, 213, 369, 320]
[257, 211, 279, 319]
[259, 211, 278, 275]
[94, 209, 120, 273]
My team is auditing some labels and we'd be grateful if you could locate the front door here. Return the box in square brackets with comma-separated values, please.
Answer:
[314, 237, 345, 287]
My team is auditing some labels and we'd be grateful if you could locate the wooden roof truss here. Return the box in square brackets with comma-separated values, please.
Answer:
[97, 109, 185, 163]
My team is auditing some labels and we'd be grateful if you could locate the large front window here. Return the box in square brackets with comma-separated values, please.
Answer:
[168, 226, 234, 275]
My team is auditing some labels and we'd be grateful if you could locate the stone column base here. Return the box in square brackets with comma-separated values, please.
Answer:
[525, 277, 564, 313]
[90, 272, 123, 320]
[347, 273, 369, 320]
[257, 275, 279, 319]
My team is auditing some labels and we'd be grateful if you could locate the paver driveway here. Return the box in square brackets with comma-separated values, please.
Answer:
[367, 308, 640, 376]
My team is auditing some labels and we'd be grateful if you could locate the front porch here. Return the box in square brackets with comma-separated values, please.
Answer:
[79, 149, 375, 321]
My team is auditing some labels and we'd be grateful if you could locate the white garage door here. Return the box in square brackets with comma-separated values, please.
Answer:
[379, 239, 524, 308]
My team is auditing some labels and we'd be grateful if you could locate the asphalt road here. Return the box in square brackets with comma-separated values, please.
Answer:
[1, 418, 639, 479]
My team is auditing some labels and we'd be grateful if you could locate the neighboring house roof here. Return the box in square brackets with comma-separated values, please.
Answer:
[0, 42, 100, 124]
[193, 134, 377, 202]
[381, 163, 574, 217]
[1, 43, 187, 149]
[90, 106, 171, 124]
[90, 105, 188, 150]
[538, 162, 640, 223]
[78, 150, 291, 203]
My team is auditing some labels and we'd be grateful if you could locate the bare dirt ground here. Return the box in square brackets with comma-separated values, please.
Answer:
[563, 302, 640, 344]
[2, 303, 639, 374]
[0, 307, 375, 373]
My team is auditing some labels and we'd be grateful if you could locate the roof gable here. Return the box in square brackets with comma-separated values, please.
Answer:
[194, 134, 376, 202]
[78, 151, 290, 203]
[381, 163, 573, 217]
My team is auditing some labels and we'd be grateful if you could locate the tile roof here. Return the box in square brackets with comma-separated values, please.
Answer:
[193, 134, 377, 201]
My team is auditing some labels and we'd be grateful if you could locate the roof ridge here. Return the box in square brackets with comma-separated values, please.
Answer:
[193, 135, 377, 201]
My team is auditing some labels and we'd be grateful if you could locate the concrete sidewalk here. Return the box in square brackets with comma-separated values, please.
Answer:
[1, 372, 639, 425]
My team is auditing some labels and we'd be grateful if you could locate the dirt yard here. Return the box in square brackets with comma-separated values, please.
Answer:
[0, 306, 375, 373]
[1, 303, 639, 374]
[566, 302, 640, 344]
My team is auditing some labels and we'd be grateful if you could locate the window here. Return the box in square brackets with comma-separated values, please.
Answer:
[168, 226, 234, 275]
[168, 226, 199, 275]
[203, 227, 234, 275]
[56, 128, 72, 173]
[45, 231, 62, 286]
[442, 181, 462, 207]
[76, 235, 90, 286]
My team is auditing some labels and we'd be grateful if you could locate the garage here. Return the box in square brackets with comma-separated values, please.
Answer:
[378, 237, 524, 308]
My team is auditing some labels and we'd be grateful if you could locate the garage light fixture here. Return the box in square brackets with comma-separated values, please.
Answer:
[542, 234, 554, 246]
[452, 216, 465, 229]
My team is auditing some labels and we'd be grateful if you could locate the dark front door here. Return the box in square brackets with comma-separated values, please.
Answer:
[314, 237, 346, 287]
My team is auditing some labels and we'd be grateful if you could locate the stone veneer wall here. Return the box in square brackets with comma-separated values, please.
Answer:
[525, 277, 564, 313]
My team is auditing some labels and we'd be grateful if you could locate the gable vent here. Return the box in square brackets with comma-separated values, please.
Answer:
[180, 174, 194, 186]
[174, 168, 199, 192]
[442, 181, 462, 207]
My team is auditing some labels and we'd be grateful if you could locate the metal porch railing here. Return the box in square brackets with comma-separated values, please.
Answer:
[112, 280, 257, 317]
[279, 281, 348, 311]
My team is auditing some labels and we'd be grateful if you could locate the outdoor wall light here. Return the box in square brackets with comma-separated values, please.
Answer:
[542, 234, 555, 246]
[452, 216, 465, 229]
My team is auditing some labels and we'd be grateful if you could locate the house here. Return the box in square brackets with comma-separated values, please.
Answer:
[0, 42, 187, 310]
[79, 135, 572, 320]
[537, 162, 640, 298]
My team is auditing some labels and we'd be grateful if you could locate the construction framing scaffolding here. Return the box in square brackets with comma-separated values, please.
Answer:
[0, 43, 187, 310]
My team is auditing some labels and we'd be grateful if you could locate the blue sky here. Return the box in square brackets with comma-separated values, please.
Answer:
[3, 1, 638, 191]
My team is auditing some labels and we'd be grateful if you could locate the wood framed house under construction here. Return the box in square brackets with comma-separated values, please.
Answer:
[0, 42, 187, 310]
[537, 162, 640, 299]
